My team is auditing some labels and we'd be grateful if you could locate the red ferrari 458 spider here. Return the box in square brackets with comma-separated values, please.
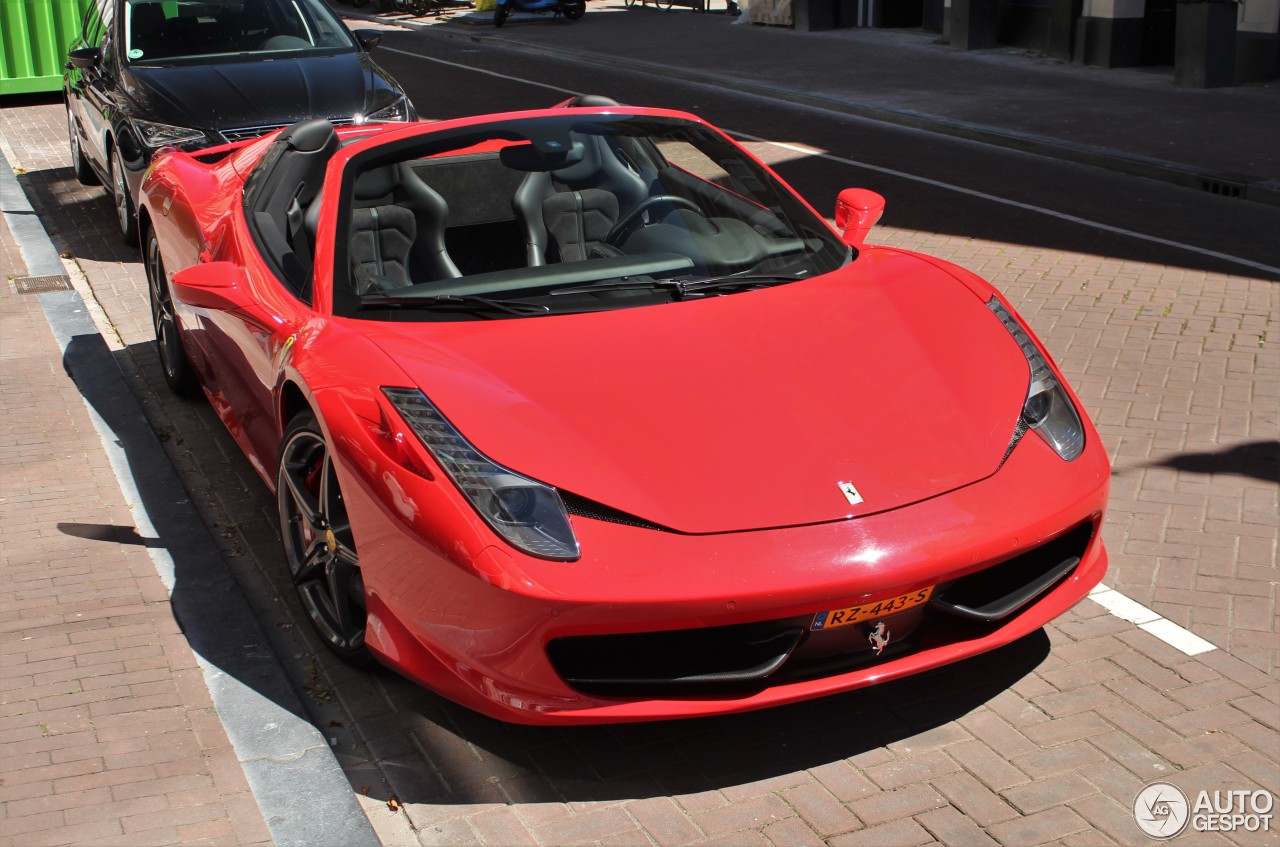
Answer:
[139, 98, 1109, 724]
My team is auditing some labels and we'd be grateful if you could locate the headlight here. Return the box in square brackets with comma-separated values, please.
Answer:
[382, 388, 580, 560]
[356, 94, 412, 124]
[131, 119, 209, 149]
[988, 297, 1085, 461]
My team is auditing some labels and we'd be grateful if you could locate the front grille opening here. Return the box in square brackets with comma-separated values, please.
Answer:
[548, 618, 807, 696]
[932, 521, 1094, 622]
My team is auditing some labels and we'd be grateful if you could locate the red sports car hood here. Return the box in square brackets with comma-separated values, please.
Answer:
[369, 249, 1030, 534]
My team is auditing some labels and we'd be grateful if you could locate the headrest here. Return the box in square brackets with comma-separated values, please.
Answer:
[568, 94, 621, 108]
[280, 118, 339, 154]
[354, 165, 398, 200]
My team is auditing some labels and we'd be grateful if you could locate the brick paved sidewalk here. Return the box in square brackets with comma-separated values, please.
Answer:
[0, 207, 272, 844]
[3, 70, 1278, 847]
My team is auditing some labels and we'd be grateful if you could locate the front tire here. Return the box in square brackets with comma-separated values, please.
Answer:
[563, 1, 585, 18]
[110, 145, 138, 247]
[67, 108, 98, 186]
[494, 1, 510, 26]
[278, 413, 373, 665]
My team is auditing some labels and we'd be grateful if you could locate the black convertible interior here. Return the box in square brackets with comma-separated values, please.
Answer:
[243, 108, 849, 318]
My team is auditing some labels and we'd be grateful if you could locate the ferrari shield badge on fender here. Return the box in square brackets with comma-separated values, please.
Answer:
[838, 481, 864, 506]
[868, 621, 890, 654]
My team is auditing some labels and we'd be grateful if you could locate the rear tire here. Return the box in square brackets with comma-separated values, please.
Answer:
[494, 1, 510, 25]
[563, 1, 585, 18]
[144, 226, 199, 397]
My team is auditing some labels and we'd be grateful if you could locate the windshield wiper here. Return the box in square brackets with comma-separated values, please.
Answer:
[676, 273, 806, 295]
[359, 294, 551, 317]
[552, 273, 804, 299]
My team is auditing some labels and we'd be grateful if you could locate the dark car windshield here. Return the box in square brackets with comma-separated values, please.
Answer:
[123, 0, 354, 65]
[329, 114, 851, 321]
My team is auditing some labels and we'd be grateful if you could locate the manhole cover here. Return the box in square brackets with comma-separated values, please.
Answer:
[12, 275, 72, 294]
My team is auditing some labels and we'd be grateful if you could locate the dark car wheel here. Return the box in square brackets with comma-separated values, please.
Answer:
[67, 109, 99, 186]
[278, 413, 373, 665]
[563, 0, 586, 18]
[494, 1, 510, 25]
[144, 227, 199, 397]
[110, 146, 139, 247]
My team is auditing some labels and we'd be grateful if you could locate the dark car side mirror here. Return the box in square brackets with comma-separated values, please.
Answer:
[353, 29, 383, 52]
[834, 188, 886, 247]
[172, 262, 255, 312]
[66, 47, 102, 71]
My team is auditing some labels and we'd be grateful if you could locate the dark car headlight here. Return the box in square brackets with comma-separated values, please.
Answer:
[132, 118, 211, 149]
[357, 94, 413, 124]
[988, 297, 1085, 462]
[382, 387, 580, 560]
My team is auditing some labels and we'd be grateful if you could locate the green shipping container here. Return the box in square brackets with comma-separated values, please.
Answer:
[1, 0, 96, 96]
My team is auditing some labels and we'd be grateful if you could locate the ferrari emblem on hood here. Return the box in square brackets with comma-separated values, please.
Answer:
[838, 481, 864, 506]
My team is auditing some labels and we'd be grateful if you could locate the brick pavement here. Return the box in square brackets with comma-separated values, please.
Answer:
[3, 74, 1278, 847]
[0, 204, 272, 842]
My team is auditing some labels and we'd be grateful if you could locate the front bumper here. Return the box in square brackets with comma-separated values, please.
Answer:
[329, 392, 1109, 725]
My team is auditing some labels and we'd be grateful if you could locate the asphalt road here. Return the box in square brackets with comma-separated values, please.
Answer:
[366, 27, 1280, 279]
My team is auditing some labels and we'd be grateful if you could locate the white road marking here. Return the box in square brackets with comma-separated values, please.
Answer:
[379, 45, 1230, 657]
[1089, 584, 1217, 656]
[383, 45, 1280, 278]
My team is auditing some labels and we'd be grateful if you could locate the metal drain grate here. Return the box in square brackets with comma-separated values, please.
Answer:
[12, 275, 72, 294]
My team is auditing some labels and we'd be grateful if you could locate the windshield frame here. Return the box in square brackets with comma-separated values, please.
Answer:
[326, 111, 852, 320]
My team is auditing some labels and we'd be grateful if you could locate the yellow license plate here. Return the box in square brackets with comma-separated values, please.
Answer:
[811, 586, 934, 631]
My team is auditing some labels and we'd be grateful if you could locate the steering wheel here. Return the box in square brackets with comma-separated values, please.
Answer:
[606, 195, 701, 245]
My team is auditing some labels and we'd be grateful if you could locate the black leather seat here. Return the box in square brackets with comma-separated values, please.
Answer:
[343, 163, 461, 294]
[509, 135, 649, 267]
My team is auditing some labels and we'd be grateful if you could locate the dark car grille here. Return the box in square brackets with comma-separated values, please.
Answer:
[546, 521, 1095, 697]
[219, 118, 353, 144]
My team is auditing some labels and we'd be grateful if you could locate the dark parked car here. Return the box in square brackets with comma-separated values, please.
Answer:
[64, 0, 415, 246]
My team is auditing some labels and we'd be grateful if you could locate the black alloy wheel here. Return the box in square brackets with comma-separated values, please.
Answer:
[67, 108, 98, 186]
[144, 228, 199, 396]
[278, 413, 373, 664]
[111, 145, 138, 247]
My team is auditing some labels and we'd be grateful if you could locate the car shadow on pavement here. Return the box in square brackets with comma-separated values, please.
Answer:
[60, 331, 318, 725]
[1148, 439, 1280, 484]
[344, 627, 1051, 806]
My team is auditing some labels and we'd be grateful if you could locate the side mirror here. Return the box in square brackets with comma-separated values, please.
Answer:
[354, 29, 383, 52]
[66, 47, 101, 71]
[171, 262, 254, 312]
[834, 188, 886, 247]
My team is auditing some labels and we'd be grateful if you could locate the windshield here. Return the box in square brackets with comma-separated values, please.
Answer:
[123, 0, 353, 65]
[335, 114, 851, 321]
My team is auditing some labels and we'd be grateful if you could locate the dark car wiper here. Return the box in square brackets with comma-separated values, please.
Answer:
[676, 273, 806, 295]
[550, 278, 688, 296]
[551, 273, 803, 299]
[359, 294, 551, 317]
